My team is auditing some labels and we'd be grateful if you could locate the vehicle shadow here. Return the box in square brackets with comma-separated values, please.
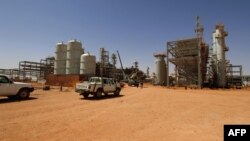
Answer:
[128, 86, 148, 88]
[0, 97, 38, 104]
[80, 95, 124, 101]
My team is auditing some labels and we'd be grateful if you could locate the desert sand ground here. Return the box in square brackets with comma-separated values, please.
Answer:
[0, 84, 250, 141]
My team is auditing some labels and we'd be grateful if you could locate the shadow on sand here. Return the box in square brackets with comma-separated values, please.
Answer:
[80, 94, 124, 101]
[0, 97, 38, 104]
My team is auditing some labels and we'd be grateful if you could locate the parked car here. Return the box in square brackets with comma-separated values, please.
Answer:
[0, 75, 34, 99]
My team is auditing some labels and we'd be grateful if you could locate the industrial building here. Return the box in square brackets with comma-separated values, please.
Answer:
[47, 39, 94, 86]
[153, 16, 248, 88]
[46, 39, 129, 86]
[54, 40, 84, 75]
[0, 17, 249, 88]
[166, 37, 208, 87]
[0, 57, 54, 81]
[162, 16, 209, 88]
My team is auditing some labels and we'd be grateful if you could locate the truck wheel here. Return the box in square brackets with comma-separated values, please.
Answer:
[95, 89, 102, 99]
[18, 89, 30, 99]
[82, 92, 89, 98]
[114, 88, 120, 96]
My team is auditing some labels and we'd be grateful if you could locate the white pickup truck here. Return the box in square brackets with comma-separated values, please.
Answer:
[0, 75, 34, 99]
[75, 77, 121, 98]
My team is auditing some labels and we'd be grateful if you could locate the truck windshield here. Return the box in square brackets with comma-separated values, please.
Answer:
[0, 76, 10, 83]
[89, 78, 101, 83]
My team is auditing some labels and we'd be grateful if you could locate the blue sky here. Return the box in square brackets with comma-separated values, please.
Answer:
[0, 0, 250, 75]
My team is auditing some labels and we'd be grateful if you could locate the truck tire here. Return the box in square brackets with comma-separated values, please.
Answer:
[95, 89, 102, 99]
[18, 89, 30, 99]
[114, 88, 120, 96]
[83, 92, 89, 98]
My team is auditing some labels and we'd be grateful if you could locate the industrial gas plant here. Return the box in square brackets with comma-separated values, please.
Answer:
[48, 39, 145, 86]
[153, 16, 249, 88]
[0, 16, 249, 88]
[49, 40, 115, 86]
[0, 39, 144, 87]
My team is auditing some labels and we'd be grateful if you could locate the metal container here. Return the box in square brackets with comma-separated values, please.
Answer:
[155, 55, 166, 85]
[54, 42, 67, 74]
[66, 39, 84, 74]
[80, 53, 96, 75]
[212, 24, 228, 87]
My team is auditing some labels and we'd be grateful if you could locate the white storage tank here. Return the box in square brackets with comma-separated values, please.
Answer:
[80, 53, 96, 75]
[66, 39, 84, 74]
[154, 54, 167, 85]
[212, 24, 228, 87]
[54, 42, 67, 74]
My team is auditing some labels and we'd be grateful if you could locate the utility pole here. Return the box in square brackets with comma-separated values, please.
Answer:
[195, 16, 204, 88]
[117, 50, 126, 81]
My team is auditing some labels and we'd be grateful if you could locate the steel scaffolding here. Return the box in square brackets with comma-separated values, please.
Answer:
[166, 38, 208, 88]
[19, 57, 54, 80]
[226, 65, 243, 87]
[0, 69, 19, 78]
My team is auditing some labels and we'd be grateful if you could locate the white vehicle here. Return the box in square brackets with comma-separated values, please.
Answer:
[0, 75, 34, 99]
[75, 77, 121, 98]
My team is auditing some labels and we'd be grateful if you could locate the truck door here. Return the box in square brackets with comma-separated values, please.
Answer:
[103, 79, 115, 92]
[0, 76, 15, 96]
[103, 78, 110, 92]
[109, 80, 116, 91]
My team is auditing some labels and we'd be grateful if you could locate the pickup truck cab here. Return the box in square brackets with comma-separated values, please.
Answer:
[75, 77, 121, 98]
[0, 75, 34, 99]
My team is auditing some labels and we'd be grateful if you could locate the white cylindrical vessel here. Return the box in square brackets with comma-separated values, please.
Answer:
[80, 53, 96, 75]
[212, 24, 228, 87]
[66, 39, 84, 74]
[155, 55, 166, 85]
[54, 42, 67, 74]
